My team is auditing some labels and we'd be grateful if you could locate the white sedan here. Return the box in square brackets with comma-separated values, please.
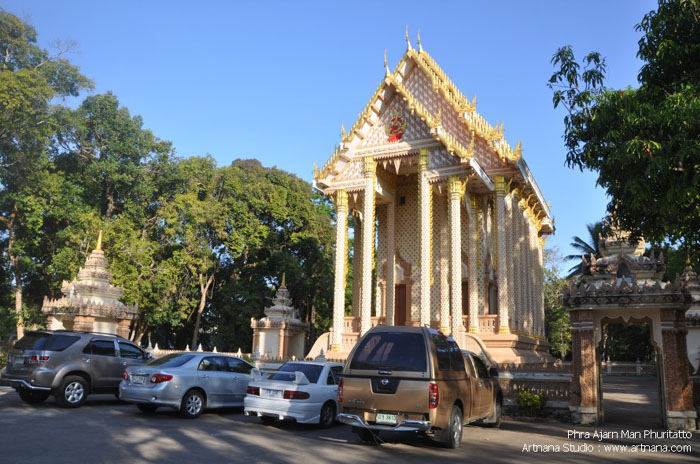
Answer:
[244, 361, 343, 427]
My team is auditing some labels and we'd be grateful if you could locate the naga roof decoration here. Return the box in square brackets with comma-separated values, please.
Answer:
[314, 35, 548, 221]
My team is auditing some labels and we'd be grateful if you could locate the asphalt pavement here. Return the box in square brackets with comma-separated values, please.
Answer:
[0, 386, 697, 463]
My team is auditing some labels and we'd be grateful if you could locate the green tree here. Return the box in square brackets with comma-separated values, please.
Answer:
[543, 248, 572, 360]
[565, 221, 604, 277]
[0, 11, 92, 337]
[548, 0, 700, 266]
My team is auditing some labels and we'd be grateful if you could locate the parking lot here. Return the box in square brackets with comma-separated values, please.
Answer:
[0, 386, 697, 464]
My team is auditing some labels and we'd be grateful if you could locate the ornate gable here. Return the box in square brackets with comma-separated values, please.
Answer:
[359, 92, 431, 148]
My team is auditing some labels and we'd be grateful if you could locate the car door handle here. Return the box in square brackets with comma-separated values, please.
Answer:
[83, 358, 91, 363]
[202, 375, 209, 379]
[122, 361, 127, 366]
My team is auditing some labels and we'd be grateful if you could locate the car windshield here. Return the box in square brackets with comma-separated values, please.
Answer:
[270, 363, 323, 383]
[146, 353, 196, 368]
[349, 332, 427, 372]
[14, 332, 51, 350]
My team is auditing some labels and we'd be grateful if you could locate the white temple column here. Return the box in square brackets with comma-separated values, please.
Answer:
[352, 212, 362, 318]
[504, 190, 516, 333]
[439, 194, 450, 333]
[385, 199, 395, 326]
[330, 190, 348, 351]
[526, 208, 537, 337]
[494, 176, 510, 334]
[360, 157, 376, 335]
[537, 233, 545, 339]
[448, 176, 464, 335]
[466, 195, 479, 333]
[418, 148, 431, 327]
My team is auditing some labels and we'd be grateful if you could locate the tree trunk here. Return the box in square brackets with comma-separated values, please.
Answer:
[191, 273, 214, 349]
[6, 206, 23, 339]
[105, 182, 115, 219]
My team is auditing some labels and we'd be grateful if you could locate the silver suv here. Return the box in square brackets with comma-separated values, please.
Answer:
[1, 330, 149, 408]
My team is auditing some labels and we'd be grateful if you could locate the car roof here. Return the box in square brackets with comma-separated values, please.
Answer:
[283, 361, 343, 367]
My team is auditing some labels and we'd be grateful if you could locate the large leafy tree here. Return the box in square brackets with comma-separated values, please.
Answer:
[548, 0, 700, 266]
[0, 11, 92, 337]
[543, 248, 572, 360]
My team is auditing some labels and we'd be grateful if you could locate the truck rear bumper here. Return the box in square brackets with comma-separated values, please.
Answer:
[0, 378, 52, 391]
[337, 413, 431, 432]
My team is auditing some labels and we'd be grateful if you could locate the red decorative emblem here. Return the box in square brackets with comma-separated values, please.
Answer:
[385, 108, 407, 142]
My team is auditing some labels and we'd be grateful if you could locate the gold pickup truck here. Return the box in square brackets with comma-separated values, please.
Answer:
[337, 325, 502, 448]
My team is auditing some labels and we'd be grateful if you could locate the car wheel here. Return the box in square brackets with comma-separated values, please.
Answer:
[352, 427, 377, 444]
[318, 401, 336, 428]
[484, 398, 502, 428]
[18, 388, 51, 405]
[55, 376, 88, 408]
[137, 404, 158, 414]
[439, 405, 463, 449]
[260, 415, 277, 425]
[179, 390, 204, 419]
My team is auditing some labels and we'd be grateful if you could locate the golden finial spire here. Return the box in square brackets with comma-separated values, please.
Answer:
[341, 124, 346, 139]
[405, 25, 412, 51]
[281, 273, 286, 287]
[96, 230, 103, 251]
[417, 29, 423, 53]
[384, 48, 389, 76]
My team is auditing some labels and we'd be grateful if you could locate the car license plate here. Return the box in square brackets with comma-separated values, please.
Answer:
[376, 413, 398, 425]
[262, 388, 282, 398]
[132, 375, 147, 385]
[12, 357, 24, 367]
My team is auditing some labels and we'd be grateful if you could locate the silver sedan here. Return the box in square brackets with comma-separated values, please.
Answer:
[119, 352, 253, 418]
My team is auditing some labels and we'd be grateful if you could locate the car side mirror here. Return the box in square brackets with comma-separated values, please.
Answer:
[146, 351, 153, 360]
[488, 367, 499, 378]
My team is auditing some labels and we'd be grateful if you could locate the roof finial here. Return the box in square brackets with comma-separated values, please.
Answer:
[384, 48, 389, 76]
[417, 29, 423, 53]
[341, 124, 346, 139]
[405, 25, 412, 51]
[95, 229, 103, 251]
[281, 272, 286, 288]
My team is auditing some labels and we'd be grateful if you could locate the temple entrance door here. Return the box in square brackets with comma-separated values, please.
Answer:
[395, 284, 407, 326]
[598, 318, 663, 428]
[462, 280, 468, 326]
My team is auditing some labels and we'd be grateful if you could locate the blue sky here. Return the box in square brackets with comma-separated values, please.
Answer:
[4, 0, 658, 263]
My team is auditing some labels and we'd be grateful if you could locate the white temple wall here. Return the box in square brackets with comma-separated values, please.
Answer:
[94, 318, 118, 336]
[258, 330, 280, 358]
[685, 329, 700, 372]
[394, 182, 420, 321]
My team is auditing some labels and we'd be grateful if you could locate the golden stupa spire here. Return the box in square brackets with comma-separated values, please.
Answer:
[95, 230, 103, 251]
[281, 272, 286, 288]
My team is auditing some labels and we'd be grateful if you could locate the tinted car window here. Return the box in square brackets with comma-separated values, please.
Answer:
[448, 341, 465, 372]
[42, 335, 80, 352]
[118, 342, 144, 359]
[433, 335, 451, 371]
[463, 352, 477, 378]
[331, 366, 343, 382]
[198, 357, 226, 372]
[225, 358, 252, 374]
[147, 353, 195, 367]
[14, 332, 50, 350]
[270, 363, 323, 383]
[84, 340, 116, 356]
[349, 332, 427, 372]
[471, 354, 489, 378]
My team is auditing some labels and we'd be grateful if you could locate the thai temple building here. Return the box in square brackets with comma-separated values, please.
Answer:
[42, 231, 137, 338]
[311, 34, 553, 363]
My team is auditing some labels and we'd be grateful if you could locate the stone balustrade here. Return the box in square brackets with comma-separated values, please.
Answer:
[478, 315, 498, 334]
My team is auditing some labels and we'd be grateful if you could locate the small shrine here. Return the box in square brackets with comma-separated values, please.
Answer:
[250, 275, 309, 359]
[563, 228, 698, 430]
[42, 231, 137, 338]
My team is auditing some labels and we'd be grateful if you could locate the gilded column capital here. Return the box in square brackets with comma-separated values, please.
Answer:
[447, 176, 466, 197]
[539, 236, 547, 249]
[469, 193, 478, 212]
[334, 189, 348, 209]
[418, 148, 430, 169]
[363, 156, 376, 177]
[494, 175, 506, 194]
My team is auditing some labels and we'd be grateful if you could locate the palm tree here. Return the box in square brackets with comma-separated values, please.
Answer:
[565, 221, 604, 277]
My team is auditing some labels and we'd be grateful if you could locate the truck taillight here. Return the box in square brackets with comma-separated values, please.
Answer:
[429, 383, 439, 409]
[150, 374, 173, 383]
[246, 386, 260, 396]
[283, 390, 310, 400]
[123, 370, 129, 381]
[337, 377, 343, 403]
[29, 355, 50, 363]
